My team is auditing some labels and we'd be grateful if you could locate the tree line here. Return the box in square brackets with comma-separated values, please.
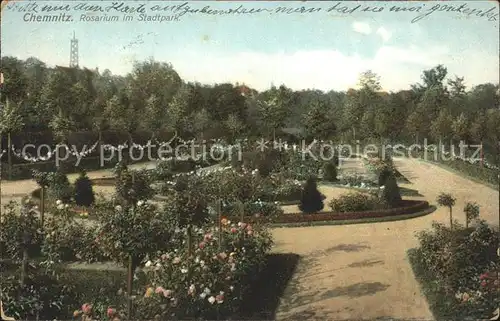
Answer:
[1, 56, 499, 164]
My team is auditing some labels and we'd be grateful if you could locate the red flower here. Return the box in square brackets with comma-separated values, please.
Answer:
[107, 307, 116, 318]
[481, 280, 488, 287]
[480, 273, 488, 280]
[230, 227, 237, 233]
[81, 303, 92, 315]
[199, 242, 206, 249]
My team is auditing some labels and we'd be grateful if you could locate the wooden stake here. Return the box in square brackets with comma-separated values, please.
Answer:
[127, 255, 133, 320]
[239, 200, 244, 223]
[217, 200, 222, 251]
[40, 187, 45, 226]
[187, 225, 193, 256]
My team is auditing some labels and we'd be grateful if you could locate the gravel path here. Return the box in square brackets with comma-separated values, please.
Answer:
[272, 157, 499, 320]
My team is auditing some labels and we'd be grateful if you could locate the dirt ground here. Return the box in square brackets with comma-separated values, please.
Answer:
[272, 157, 499, 320]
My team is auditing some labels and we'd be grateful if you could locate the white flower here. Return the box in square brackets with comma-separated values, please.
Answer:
[137, 200, 144, 206]
[155, 262, 162, 268]
[189, 284, 196, 292]
[208, 296, 216, 304]
[145, 260, 152, 267]
[203, 287, 211, 294]
[195, 257, 200, 263]
[65, 204, 69, 208]
[199, 260, 205, 267]
[230, 286, 234, 291]
[56, 200, 62, 205]
[115, 205, 122, 211]
[199, 292, 207, 299]
[57, 204, 64, 210]
[181, 268, 188, 274]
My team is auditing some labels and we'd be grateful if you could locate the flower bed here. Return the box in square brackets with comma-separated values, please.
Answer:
[408, 221, 499, 320]
[228, 200, 429, 224]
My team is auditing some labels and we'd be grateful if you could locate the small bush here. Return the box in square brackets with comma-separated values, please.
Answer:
[381, 174, 402, 207]
[299, 177, 324, 214]
[0, 201, 43, 261]
[114, 168, 154, 205]
[48, 169, 73, 203]
[328, 192, 382, 213]
[1, 265, 75, 320]
[322, 162, 337, 182]
[74, 171, 95, 207]
[244, 200, 284, 217]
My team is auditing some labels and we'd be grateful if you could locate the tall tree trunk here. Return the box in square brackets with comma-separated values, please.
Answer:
[7, 131, 12, 180]
[480, 140, 484, 167]
[449, 208, 453, 229]
[0, 134, 2, 221]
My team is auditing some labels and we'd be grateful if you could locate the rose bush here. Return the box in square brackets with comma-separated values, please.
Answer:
[134, 219, 273, 320]
[411, 220, 499, 319]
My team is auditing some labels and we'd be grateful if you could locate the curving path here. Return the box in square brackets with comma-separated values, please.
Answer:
[272, 157, 499, 320]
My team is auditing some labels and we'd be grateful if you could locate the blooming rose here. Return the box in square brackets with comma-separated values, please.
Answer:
[107, 307, 116, 318]
[208, 296, 216, 304]
[145, 287, 154, 298]
[81, 303, 92, 314]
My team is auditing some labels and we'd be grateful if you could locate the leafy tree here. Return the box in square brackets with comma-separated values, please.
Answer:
[224, 113, 245, 142]
[463, 202, 480, 229]
[452, 112, 470, 144]
[437, 193, 456, 229]
[358, 70, 381, 92]
[303, 99, 337, 141]
[0, 99, 24, 179]
[257, 85, 292, 140]
[322, 162, 337, 182]
[430, 108, 453, 143]
[299, 177, 324, 214]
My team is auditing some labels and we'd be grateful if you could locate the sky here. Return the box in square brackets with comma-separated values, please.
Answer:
[1, 0, 499, 92]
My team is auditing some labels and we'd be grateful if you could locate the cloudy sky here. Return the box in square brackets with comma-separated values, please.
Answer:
[2, 0, 499, 91]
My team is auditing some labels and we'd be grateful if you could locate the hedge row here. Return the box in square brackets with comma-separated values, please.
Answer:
[233, 200, 429, 224]
[438, 159, 499, 188]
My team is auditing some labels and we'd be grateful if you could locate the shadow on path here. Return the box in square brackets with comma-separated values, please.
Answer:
[239, 253, 300, 320]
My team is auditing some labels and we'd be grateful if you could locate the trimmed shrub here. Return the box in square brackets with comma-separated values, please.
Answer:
[328, 192, 382, 213]
[299, 177, 324, 214]
[74, 171, 95, 207]
[48, 169, 73, 203]
[322, 162, 337, 182]
[381, 173, 402, 207]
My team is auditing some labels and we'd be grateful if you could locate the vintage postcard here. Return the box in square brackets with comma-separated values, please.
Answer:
[1, 0, 499, 320]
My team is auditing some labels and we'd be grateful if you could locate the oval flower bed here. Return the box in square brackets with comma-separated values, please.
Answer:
[230, 200, 430, 224]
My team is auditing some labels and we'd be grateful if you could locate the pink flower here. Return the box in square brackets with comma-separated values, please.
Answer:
[173, 257, 181, 264]
[238, 222, 247, 229]
[231, 227, 238, 233]
[204, 233, 213, 241]
[161, 253, 170, 260]
[216, 294, 224, 304]
[218, 252, 228, 260]
[462, 292, 470, 302]
[481, 280, 488, 287]
[163, 289, 173, 298]
[155, 286, 165, 294]
[106, 307, 116, 318]
[247, 230, 253, 236]
[246, 224, 253, 230]
[81, 303, 92, 314]
[199, 242, 206, 249]
[479, 273, 488, 280]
